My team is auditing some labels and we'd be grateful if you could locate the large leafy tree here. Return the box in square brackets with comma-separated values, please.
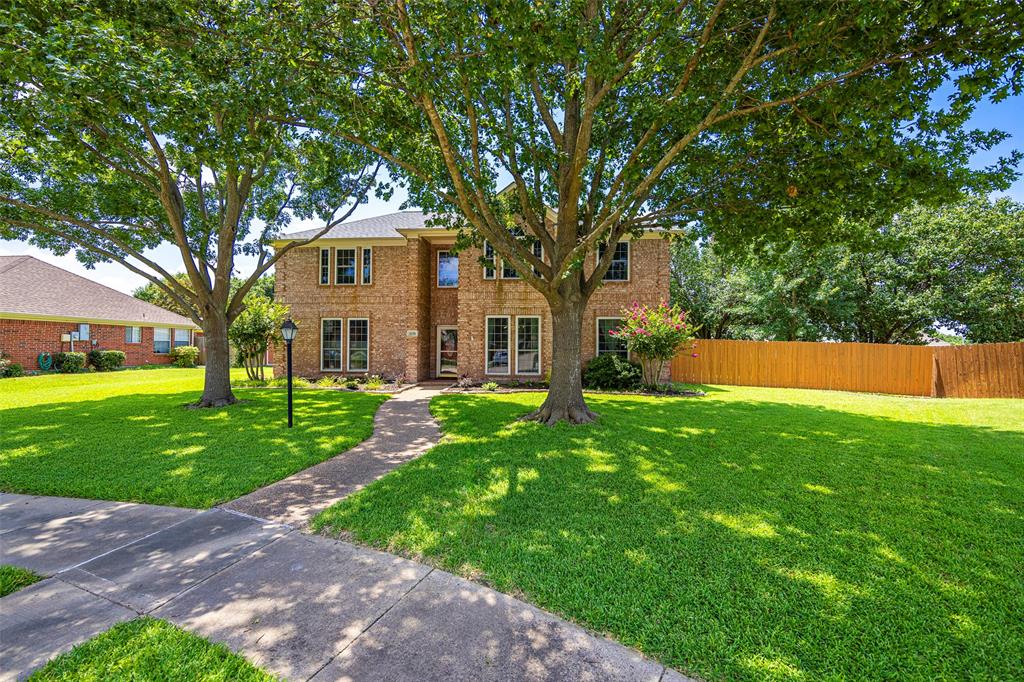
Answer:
[133, 273, 275, 319]
[312, 0, 1021, 423]
[0, 1, 378, 406]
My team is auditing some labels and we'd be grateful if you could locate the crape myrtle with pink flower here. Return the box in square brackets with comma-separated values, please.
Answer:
[611, 302, 698, 387]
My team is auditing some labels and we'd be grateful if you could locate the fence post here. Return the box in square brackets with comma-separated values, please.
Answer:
[930, 353, 943, 398]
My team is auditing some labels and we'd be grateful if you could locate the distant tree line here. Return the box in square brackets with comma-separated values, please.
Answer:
[671, 195, 1023, 344]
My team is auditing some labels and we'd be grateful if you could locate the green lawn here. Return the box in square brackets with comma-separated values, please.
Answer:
[0, 368, 387, 508]
[0, 564, 43, 597]
[28, 617, 275, 681]
[313, 387, 1024, 681]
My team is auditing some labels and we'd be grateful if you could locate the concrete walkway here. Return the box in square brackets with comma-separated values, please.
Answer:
[0, 493, 691, 681]
[224, 385, 442, 527]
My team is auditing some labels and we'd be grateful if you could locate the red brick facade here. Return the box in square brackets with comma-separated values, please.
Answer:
[0, 318, 194, 370]
[275, 233, 670, 382]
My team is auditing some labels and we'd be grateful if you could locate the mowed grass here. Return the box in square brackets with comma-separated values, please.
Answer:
[0, 564, 42, 597]
[28, 617, 275, 681]
[0, 368, 387, 508]
[313, 387, 1024, 681]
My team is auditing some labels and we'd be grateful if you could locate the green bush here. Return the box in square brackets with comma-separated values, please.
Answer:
[344, 378, 359, 389]
[482, 381, 499, 392]
[583, 353, 643, 390]
[365, 374, 384, 389]
[56, 351, 87, 373]
[87, 349, 126, 371]
[3, 362, 25, 378]
[169, 345, 200, 368]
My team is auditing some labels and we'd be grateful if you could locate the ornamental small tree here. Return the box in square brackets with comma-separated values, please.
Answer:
[228, 297, 289, 381]
[612, 302, 697, 387]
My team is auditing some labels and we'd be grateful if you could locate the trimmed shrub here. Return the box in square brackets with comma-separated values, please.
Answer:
[583, 353, 643, 390]
[88, 349, 126, 372]
[482, 381, 499, 392]
[169, 345, 200, 368]
[56, 352, 87, 373]
[3, 362, 25, 378]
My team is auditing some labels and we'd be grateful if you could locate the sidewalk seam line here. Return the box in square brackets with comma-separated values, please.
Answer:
[59, 509, 201, 573]
[55, 570, 146, 615]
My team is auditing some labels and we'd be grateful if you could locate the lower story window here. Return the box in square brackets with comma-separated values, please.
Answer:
[321, 319, 343, 370]
[125, 326, 141, 344]
[516, 316, 540, 375]
[486, 316, 510, 375]
[173, 328, 190, 347]
[347, 318, 369, 372]
[597, 318, 627, 358]
[154, 327, 170, 354]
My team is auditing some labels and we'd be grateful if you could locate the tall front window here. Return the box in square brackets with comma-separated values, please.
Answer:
[486, 316, 510, 375]
[516, 316, 540, 375]
[438, 250, 459, 288]
[361, 247, 372, 285]
[347, 319, 369, 372]
[319, 248, 330, 285]
[321, 319, 343, 370]
[596, 318, 627, 357]
[125, 326, 141, 344]
[599, 241, 630, 281]
[153, 327, 170, 354]
[173, 329, 190, 347]
[335, 248, 356, 284]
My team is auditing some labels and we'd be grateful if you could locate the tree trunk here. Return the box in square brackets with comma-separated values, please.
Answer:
[521, 298, 598, 426]
[195, 312, 236, 407]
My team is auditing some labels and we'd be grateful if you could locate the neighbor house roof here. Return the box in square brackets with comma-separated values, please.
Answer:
[0, 256, 197, 328]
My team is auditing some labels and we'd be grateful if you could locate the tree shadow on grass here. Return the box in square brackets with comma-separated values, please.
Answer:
[319, 393, 1024, 681]
[0, 389, 386, 508]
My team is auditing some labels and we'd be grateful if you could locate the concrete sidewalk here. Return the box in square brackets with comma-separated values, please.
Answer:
[1, 493, 691, 681]
[224, 385, 442, 527]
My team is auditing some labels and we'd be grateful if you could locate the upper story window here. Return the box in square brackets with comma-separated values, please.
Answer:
[491, 238, 542, 280]
[361, 247, 372, 285]
[319, 248, 330, 285]
[335, 248, 356, 285]
[438, 250, 459, 288]
[483, 241, 496, 279]
[599, 241, 630, 281]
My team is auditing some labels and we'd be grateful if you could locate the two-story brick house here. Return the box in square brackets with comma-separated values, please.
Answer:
[273, 211, 670, 382]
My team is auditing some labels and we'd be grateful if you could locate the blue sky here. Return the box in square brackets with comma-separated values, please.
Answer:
[2, 93, 1021, 294]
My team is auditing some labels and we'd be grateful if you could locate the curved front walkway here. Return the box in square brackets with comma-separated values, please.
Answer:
[1, 386, 694, 681]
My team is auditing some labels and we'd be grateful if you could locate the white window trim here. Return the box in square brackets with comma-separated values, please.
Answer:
[485, 315, 511, 376]
[437, 249, 459, 288]
[595, 317, 629, 359]
[319, 247, 331, 286]
[436, 325, 458, 376]
[153, 327, 171, 354]
[361, 247, 373, 285]
[482, 241, 496, 280]
[320, 318, 344, 372]
[500, 258, 520, 280]
[346, 318, 370, 373]
[335, 248, 357, 286]
[514, 315, 542, 376]
[125, 326, 141, 344]
[600, 240, 631, 282]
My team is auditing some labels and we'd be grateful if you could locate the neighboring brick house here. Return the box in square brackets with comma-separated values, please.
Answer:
[0, 256, 199, 370]
[273, 211, 670, 382]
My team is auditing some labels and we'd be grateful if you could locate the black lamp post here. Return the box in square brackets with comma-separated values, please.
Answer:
[281, 318, 298, 428]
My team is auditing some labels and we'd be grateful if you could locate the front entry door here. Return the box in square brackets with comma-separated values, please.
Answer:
[437, 327, 458, 376]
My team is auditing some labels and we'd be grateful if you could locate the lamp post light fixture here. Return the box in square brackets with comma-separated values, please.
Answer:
[281, 318, 298, 428]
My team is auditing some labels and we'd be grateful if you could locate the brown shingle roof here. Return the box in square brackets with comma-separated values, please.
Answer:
[0, 256, 196, 328]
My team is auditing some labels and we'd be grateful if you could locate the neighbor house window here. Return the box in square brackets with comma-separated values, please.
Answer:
[486, 316, 510, 375]
[335, 248, 356, 284]
[173, 329, 190, 347]
[437, 250, 459, 288]
[483, 241, 496, 279]
[125, 326, 141, 344]
[599, 241, 630, 281]
[361, 247, 372, 285]
[516, 316, 541, 375]
[77, 323, 90, 341]
[154, 327, 171, 354]
[347, 318, 369, 372]
[319, 248, 330, 285]
[321, 319, 343, 370]
[596, 318, 627, 357]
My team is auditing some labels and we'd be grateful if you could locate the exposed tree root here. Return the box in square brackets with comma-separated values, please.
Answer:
[188, 395, 239, 409]
[520, 402, 599, 426]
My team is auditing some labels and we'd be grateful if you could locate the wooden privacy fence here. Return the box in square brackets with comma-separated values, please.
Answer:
[670, 339, 1024, 398]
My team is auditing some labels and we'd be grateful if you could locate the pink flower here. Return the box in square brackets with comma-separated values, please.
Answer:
[691, 353, 699, 358]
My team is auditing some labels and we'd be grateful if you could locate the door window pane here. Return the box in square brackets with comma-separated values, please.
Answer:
[597, 318, 627, 357]
[154, 327, 170, 354]
[516, 317, 540, 375]
[348, 319, 369, 371]
[438, 251, 459, 288]
[321, 319, 343, 370]
[486, 317, 510, 374]
[438, 327, 458, 375]
[335, 249, 356, 284]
